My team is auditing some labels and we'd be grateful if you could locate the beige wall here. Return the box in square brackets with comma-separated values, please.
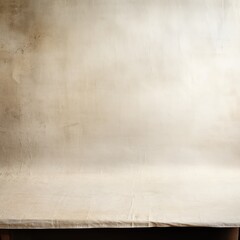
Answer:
[1, 0, 240, 173]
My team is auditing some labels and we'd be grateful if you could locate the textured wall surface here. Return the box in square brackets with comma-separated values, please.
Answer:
[1, 0, 240, 173]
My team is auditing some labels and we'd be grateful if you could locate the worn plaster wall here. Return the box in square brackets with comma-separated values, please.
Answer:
[1, 0, 240, 173]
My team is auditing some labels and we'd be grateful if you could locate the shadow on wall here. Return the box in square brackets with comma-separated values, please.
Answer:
[0, 0, 44, 170]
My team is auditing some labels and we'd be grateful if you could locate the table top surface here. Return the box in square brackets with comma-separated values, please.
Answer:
[0, 164, 240, 228]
